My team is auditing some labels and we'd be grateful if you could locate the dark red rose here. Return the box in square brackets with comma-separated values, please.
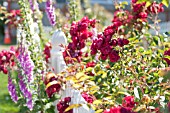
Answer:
[109, 50, 120, 63]
[100, 45, 112, 55]
[91, 49, 97, 55]
[103, 106, 136, 113]
[64, 97, 71, 103]
[46, 82, 61, 98]
[82, 92, 95, 103]
[86, 62, 96, 68]
[139, 12, 148, 19]
[96, 38, 104, 49]
[110, 39, 117, 46]
[79, 22, 88, 31]
[123, 39, 129, 45]
[117, 38, 124, 47]
[105, 35, 112, 42]
[163, 48, 170, 65]
[57, 97, 73, 113]
[122, 96, 136, 109]
[148, 2, 164, 14]
[164, 49, 170, 56]
[100, 54, 108, 60]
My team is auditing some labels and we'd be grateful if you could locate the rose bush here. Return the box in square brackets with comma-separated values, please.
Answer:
[0, 0, 170, 113]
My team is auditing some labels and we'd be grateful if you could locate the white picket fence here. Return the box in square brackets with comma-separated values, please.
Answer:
[50, 30, 94, 113]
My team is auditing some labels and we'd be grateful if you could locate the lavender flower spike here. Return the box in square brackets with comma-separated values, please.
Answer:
[8, 75, 18, 103]
[45, 0, 56, 26]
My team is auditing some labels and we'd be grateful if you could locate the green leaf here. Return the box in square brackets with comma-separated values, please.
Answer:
[162, 0, 169, 7]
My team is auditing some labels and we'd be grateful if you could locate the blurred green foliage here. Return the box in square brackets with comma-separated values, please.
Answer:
[0, 73, 19, 113]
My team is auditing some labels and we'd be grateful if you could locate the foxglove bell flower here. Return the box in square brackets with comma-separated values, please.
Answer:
[29, 0, 39, 11]
[17, 47, 34, 82]
[45, 0, 56, 26]
[8, 75, 18, 103]
[19, 75, 33, 110]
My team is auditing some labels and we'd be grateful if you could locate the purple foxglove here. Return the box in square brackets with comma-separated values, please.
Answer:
[29, 0, 39, 11]
[17, 47, 34, 82]
[8, 75, 18, 103]
[19, 75, 33, 110]
[45, 0, 56, 26]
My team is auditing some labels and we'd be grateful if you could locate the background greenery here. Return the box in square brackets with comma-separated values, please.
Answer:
[0, 73, 19, 113]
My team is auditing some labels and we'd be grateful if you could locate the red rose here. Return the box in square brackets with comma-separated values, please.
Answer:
[86, 62, 96, 68]
[139, 12, 148, 19]
[46, 81, 61, 98]
[122, 96, 136, 109]
[109, 50, 120, 63]
[100, 45, 112, 55]
[110, 39, 118, 46]
[96, 38, 104, 49]
[100, 53, 108, 60]
[82, 92, 95, 103]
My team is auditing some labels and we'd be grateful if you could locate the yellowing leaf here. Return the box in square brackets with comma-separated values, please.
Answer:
[146, 1, 152, 7]
[45, 81, 59, 90]
[79, 75, 90, 81]
[162, 0, 169, 7]
[90, 86, 99, 91]
[118, 91, 130, 96]
[89, 90, 98, 95]
[86, 67, 93, 72]
[134, 105, 146, 112]
[101, 73, 107, 78]
[95, 109, 103, 113]
[73, 84, 82, 89]
[76, 72, 85, 79]
[93, 100, 102, 105]
[66, 76, 78, 83]
[65, 104, 82, 112]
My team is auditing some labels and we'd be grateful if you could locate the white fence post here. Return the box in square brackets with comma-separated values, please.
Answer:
[50, 30, 94, 113]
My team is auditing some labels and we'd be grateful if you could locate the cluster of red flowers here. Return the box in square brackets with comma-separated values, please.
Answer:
[132, 0, 148, 21]
[132, 0, 164, 21]
[91, 14, 130, 62]
[148, 2, 164, 14]
[63, 17, 97, 64]
[0, 47, 15, 74]
[81, 92, 95, 103]
[57, 97, 73, 113]
[43, 42, 52, 63]
[44, 73, 61, 98]
[8, 10, 22, 26]
[103, 106, 136, 113]
[103, 96, 136, 113]
[163, 48, 170, 66]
